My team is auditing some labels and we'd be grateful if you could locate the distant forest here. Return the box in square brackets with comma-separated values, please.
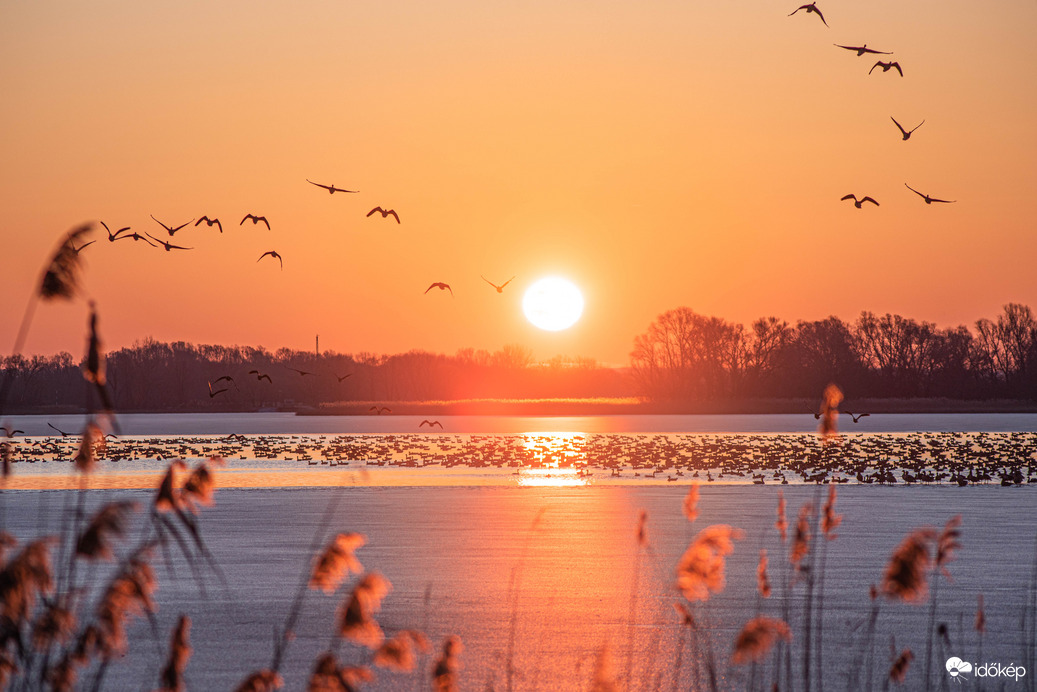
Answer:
[2, 303, 1036, 412]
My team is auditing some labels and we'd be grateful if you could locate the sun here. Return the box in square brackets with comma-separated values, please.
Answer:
[523, 277, 584, 331]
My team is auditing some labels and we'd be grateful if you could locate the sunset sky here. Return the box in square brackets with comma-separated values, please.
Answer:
[2, 1, 1035, 366]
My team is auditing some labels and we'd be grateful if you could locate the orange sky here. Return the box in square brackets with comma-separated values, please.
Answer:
[2, 1, 1035, 366]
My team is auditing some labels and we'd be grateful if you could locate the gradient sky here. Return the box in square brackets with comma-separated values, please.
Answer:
[2, 1, 1035, 366]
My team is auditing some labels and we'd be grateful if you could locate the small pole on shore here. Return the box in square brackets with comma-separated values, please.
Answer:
[315, 334, 319, 358]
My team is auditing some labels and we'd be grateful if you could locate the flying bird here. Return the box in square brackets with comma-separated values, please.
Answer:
[845, 411, 871, 423]
[905, 183, 955, 204]
[869, 60, 902, 76]
[248, 370, 272, 383]
[0, 426, 24, 437]
[113, 231, 156, 246]
[788, 2, 827, 26]
[891, 117, 924, 141]
[47, 422, 71, 436]
[419, 420, 444, 429]
[425, 282, 453, 297]
[151, 214, 193, 236]
[481, 276, 516, 293]
[366, 207, 401, 223]
[286, 366, 315, 377]
[195, 216, 223, 233]
[306, 179, 358, 194]
[336, 373, 353, 382]
[369, 406, 392, 415]
[145, 232, 193, 251]
[258, 250, 283, 269]
[101, 221, 131, 242]
[71, 239, 96, 254]
[207, 381, 228, 398]
[241, 214, 271, 230]
[841, 194, 879, 208]
[834, 44, 892, 56]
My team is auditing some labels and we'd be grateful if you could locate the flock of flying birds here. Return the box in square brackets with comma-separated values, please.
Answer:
[788, 2, 957, 209]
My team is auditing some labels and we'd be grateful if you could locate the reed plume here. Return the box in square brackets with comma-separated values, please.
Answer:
[76, 501, 139, 561]
[789, 503, 813, 573]
[975, 594, 985, 634]
[818, 383, 842, 442]
[310, 533, 366, 594]
[39, 225, 93, 301]
[431, 635, 463, 692]
[775, 491, 787, 544]
[882, 528, 936, 603]
[676, 525, 744, 602]
[338, 572, 391, 648]
[373, 630, 430, 672]
[820, 484, 841, 540]
[154, 461, 187, 513]
[157, 615, 192, 692]
[308, 652, 373, 691]
[682, 484, 699, 522]
[0, 532, 16, 566]
[589, 643, 619, 692]
[180, 458, 223, 512]
[888, 647, 913, 684]
[924, 515, 962, 689]
[95, 552, 157, 658]
[31, 602, 75, 650]
[757, 549, 771, 598]
[732, 617, 791, 664]
[234, 669, 284, 692]
[0, 537, 56, 624]
[73, 421, 105, 474]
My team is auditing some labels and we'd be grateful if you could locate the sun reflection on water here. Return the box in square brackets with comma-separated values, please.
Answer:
[517, 432, 590, 486]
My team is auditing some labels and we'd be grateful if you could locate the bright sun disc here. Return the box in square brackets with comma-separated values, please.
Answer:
[523, 277, 584, 331]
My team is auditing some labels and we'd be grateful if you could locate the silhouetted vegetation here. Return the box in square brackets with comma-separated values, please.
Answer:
[631, 303, 1037, 402]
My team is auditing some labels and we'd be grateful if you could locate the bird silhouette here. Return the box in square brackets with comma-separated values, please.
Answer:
[891, 117, 924, 141]
[71, 240, 96, 254]
[258, 251, 283, 269]
[248, 370, 272, 383]
[241, 214, 271, 230]
[844, 411, 871, 423]
[419, 420, 444, 429]
[145, 232, 193, 251]
[841, 194, 879, 208]
[113, 231, 156, 246]
[788, 2, 827, 26]
[195, 216, 223, 233]
[286, 366, 315, 377]
[336, 373, 353, 383]
[905, 183, 955, 204]
[369, 406, 392, 415]
[366, 207, 401, 223]
[1, 426, 24, 437]
[834, 44, 892, 56]
[306, 179, 358, 194]
[207, 381, 228, 398]
[101, 221, 131, 242]
[869, 60, 903, 76]
[481, 276, 515, 293]
[212, 375, 236, 388]
[47, 422, 71, 437]
[425, 282, 453, 297]
[151, 214, 193, 236]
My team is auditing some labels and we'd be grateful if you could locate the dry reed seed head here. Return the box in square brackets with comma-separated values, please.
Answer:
[74, 422, 106, 474]
[431, 635, 463, 692]
[588, 642, 619, 692]
[154, 460, 187, 512]
[0, 537, 56, 624]
[72, 624, 101, 664]
[936, 515, 962, 578]
[1, 441, 10, 479]
[157, 615, 192, 692]
[869, 584, 878, 601]
[818, 383, 843, 442]
[636, 510, 649, 548]
[337, 572, 392, 648]
[83, 303, 105, 387]
[821, 484, 842, 540]
[45, 654, 76, 692]
[676, 524, 745, 602]
[31, 602, 76, 651]
[757, 550, 771, 598]
[673, 602, 696, 628]
[309, 653, 375, 692]
[882, 528, 936, 604]
[39, 224, 93, 301]
[373, 630, 430, 672]
[233, 670, 284, 692]
[310, 533, 366, 594]
[888, 648, 914, 684]
[731, 617, 792, 664]
[95, 555, 157, 658]
[682, 484, 699, 523]
[0, 532, 16, 567]
[975, 594, 986, 634]
[789, 504, 814, 570]
[775, 491, 787, 544]
[76, 500, 139, 561]
[180, 463, 217, 512]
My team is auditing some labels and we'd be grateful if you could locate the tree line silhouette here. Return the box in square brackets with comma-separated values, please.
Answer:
[632, 303, 1037, 402]
[3, 303, 1036, 412]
